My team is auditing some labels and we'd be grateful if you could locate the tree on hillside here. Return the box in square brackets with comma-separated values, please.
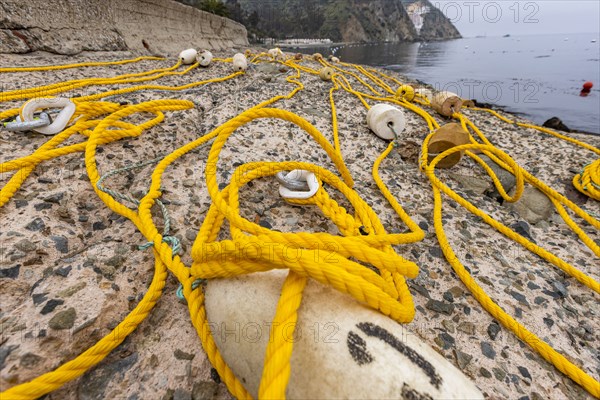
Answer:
[200, 0, 230, 17]
[225, 0, 245, 23]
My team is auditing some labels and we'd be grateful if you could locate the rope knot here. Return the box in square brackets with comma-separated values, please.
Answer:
[139, 235, 181, 257]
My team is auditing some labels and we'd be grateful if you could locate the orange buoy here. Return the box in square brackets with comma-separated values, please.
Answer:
[581, 81, 593, 97]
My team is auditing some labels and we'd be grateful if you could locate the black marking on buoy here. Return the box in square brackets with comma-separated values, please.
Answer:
[357, 322, 442, 389]
[401, 383, 434, 400]
[347, 331, 374, 366]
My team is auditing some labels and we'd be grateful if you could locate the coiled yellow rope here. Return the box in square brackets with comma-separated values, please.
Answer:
[574, 159, 600, 200]
[0, 51, 598, 400]
[314, 56, 600, 398]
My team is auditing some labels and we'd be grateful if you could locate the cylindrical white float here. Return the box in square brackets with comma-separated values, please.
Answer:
[366, 104, 406, 140]
[415, 88, 433, 102]
[205, 270, 484, 399]
[197, 50, 213, 67]
[232, 53, 248, 72]
[431, 91, 463, 117]
[268, 48, 283, 59]
[179, 48, 198, 65]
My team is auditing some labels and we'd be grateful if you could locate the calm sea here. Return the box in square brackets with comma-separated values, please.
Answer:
[285, 33, 600, 134]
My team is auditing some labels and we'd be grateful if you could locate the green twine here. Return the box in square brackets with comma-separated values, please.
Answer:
[176, 279, 205, 302]
[96, 156, 181, 257]
[96, 140, 213, 299]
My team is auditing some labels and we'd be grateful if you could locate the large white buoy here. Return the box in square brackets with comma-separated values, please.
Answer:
[431, 91, 463, 117]
[197, 50, 213, 67]
[178, 48, 198, 65]
[366, 104, 406, 140]
[232, 53, 248, 72]
[204, 271, 484, 399]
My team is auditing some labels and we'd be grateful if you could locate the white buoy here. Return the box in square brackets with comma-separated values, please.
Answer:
[204, 270, 484, 399]
[197, 50, 213, 67]
[268, 48, 283, 60]
[178, 48, 198, 65]
[415, 88, 433, 102]
[330, 56, 340, 63]
[366, 104, 406, 140]
[232, 53, 248, 71]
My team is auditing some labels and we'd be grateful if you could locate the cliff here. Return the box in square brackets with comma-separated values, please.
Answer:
[225, 0, 459, 42]
[320, 0, 417, 43]
[0, 0, 248, 55]
[406, 0, 462, 41]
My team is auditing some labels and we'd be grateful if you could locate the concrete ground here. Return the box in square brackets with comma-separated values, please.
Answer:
[0, 49, 599, 399]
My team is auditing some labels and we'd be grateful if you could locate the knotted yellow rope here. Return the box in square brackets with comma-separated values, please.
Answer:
[574, 159, 600, 200]
[1, 51, 598, 400]
[314, 55, 600, 398]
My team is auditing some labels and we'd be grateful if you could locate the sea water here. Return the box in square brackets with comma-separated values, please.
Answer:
[288, 33, 600, 134]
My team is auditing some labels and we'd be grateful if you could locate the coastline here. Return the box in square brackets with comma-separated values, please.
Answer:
[0, 49, 598, 399]
[285, 36, 600, 135]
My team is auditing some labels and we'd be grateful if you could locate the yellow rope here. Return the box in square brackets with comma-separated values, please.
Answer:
[421, 138, 600, 397]
[1, 52, 598, 400]
[0, 61, 195, 102]
[310, 57, 600, 398]
[470, 106, 600, 201]
[574, 159, 600, 200]
[0, 56, 164, 73]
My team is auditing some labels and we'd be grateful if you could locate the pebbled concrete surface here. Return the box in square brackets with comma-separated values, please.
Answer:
[0, 50, 599, 399]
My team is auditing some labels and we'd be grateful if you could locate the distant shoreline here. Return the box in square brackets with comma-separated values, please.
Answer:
[276, 38, 599, 135]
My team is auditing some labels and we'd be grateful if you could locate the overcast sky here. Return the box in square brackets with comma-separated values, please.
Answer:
[430, 1, 600, 37]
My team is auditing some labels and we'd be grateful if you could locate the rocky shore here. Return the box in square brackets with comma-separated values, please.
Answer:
[0, 49, 598, 399]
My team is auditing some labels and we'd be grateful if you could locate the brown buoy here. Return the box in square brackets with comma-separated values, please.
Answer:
[426, 123, 470, 168]
[431, 91, 463, 117]
[319, 67, 334, 81]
